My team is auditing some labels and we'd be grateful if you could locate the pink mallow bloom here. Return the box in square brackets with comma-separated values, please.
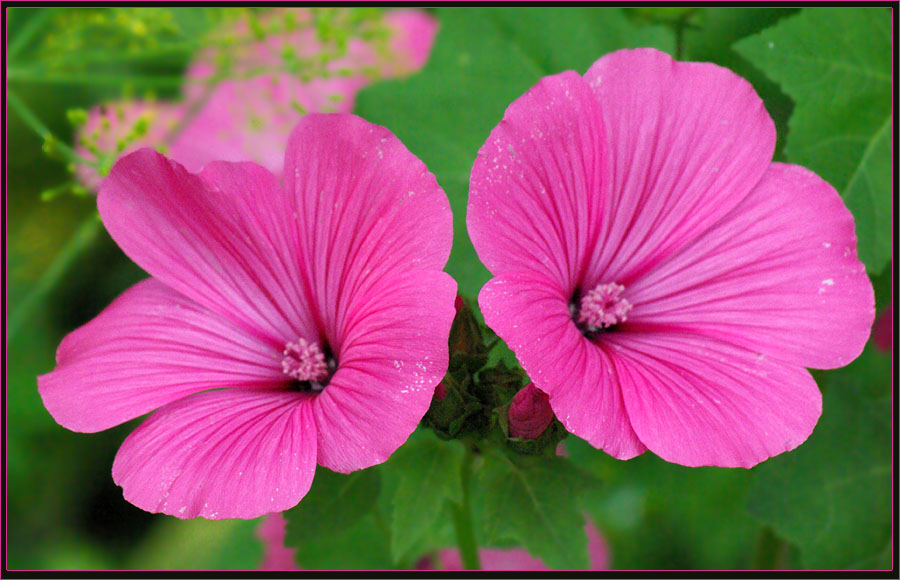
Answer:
[508, 382, 553, 439]
[468, 48, 874, 468]
[419, 522, 609, 571]
[170, 9, 437, 177]
[258, 513, 301, 571]
[873, 303, 892, 352]
[38, 114, 456, 519]
[74, 9, 437, 187]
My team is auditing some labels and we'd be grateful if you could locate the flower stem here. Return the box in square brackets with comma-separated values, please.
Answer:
[8, 212, 103, 342]
[8, 8, 54, 59]
[751, 526, 793, 569]
[451, 445, 480, 570]
[675, 20, 686, 60]
[7, 90, 95, 167]
[7, 67, 185, 88]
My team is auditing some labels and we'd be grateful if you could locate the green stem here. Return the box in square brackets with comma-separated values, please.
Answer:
[7, 68, 185, 88]
[7, 90, 97, 166]
[675, 20, 686, 60]
[751, 526, 792, 570]
[8, 8, 54, 59]
[8, 213, 103, 342]
[451, 446, 480, 570]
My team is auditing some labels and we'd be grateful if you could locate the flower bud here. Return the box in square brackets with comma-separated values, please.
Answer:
[508, 383, 553, 439]
[433, 381, 447, 402]
[449, 295, 480, 352]
[873, 303, 892, 352]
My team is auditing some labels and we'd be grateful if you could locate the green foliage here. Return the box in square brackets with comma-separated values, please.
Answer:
[735, 8, 893, 274]
[568, 438, 763, 569]
[472, 450, 598, 569]
[356, 8, 674, 299]
[293, 514, 395, 570]
[746, 347, 893, 569]
[387, 438, 465, 561]
[735, 13, 893, 567]
[283, 467, 381, 548]
[128, 518, 262, 570]
[682, 8, 797, 158]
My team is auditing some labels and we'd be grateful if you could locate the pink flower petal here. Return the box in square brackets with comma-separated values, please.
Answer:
[283, 114, 453, 342]
[169, 76, 315, 176]
[174, 9, 437, 177]
[467, 72, 609, 292]
[312, 269, 457, 472]
[112, 388, 317, 519]
[582, 48, 776, 288]
[610, 331, 822, 468]
[438, 547, 549, 571]
[97, 150, 317, 346]
[479, 270, 645, 459]
[37, 279, 284, 433]
[627, 162, 874, 370]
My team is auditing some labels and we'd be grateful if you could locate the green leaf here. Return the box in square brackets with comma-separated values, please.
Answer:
[746, 346, 893, 569]
[734, 9, 893, 274]
[388, 438, 465, 561]
[472, 450, 597, 569]
[566, 437, 763, 569]
[682, 8, 798, 159]
[127, 518, 262, 570]
[293, 513, 395, 570]
[283, 466, 381, 548]
[357, 8, 673, 299]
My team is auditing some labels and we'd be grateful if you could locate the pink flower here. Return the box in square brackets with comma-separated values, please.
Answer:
[421, 521, 609, 571]
[468, 48, 874, 468]
[75, 9, 437, 186]
[873, 303, 892, 352]
[38, 114, 456, 518]
[170, 9, 437, 177]
[508, 382, 553, 439]
[258, 513, 301, 571]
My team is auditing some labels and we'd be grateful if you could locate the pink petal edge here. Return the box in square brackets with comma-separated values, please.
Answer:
[37, 279, 283, 433]
[112, 388, 317, 519]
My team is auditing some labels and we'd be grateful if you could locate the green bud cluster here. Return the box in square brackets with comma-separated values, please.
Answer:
[423, 297, 567, 457]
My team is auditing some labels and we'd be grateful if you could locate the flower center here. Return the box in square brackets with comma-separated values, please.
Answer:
[282, 338, 332, 390]
[574, 282, 633, 333]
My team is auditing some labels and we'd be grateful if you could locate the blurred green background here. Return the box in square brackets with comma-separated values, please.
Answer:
[6, 7, 893, 570]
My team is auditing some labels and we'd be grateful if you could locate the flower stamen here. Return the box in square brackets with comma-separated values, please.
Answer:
[575, 282, 632, 333]
[282, 338, 330, 389]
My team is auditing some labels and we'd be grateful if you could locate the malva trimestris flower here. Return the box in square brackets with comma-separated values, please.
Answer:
[74, 9, 437, 187]
[468, 48, 874, 468]
[39, 114, 456, 518]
